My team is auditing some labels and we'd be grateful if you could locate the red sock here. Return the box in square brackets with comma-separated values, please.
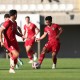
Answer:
[38, 53, 45, 65]
[53, 57, 57, 64]
[30, 50, 34, 55]
[27, 50, 34, 60]
[14, 58, 18, 65]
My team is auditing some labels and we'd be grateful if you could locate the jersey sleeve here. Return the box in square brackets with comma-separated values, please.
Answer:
[24, 25, 26, 30]
[2, 20, 10, 29]
[44, 27, 47, 33]
[33, 24, 37, 29]
[56, 24, 61, 30]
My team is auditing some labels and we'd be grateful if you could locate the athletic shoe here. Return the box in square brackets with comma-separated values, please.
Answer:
[52, 64, 56, 69]
[9, 68, 15, 73]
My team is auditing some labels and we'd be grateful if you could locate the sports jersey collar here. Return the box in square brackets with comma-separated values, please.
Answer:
[47, 26, 51, 28]
[47, 23, 53, 28]
[9, 19, 15, 23]
[26, 22, 31, 27]
[48, 23, 55, 28]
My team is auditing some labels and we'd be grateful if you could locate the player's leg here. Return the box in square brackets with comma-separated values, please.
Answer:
[15, 64, 19, 69]
[9, 53, 23, 69]
[25, 46, 34, 63]
[52, 52, 57, 69]
[25, 39, 36, 63]
[17, 57, 23, 65]
[15, 57, 23, 69]
[36, 42, 50, 69]
[33, 52, 37, 61]
[9, 50, 19, 73]
[5, 50, 16, 71]
[52, 42, 60, 69]
[36, 47, 48, 69]
[38, 47, 47, 65]
[38, 42, 50, 65]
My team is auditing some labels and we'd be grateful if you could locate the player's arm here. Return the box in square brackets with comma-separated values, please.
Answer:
[0, 26, 5, 46]
[35, 27, 40, 36]
[36, 32, 47, 41]
[56, 27, 63, 39]
[16, 29, 23, 37]
[0, 20, 10, 46]
[32, 27, 40, 39]
[16, 30, 25, 41]
[17, 26, 22, 34]
[23, 29, 26, 37]
[22, 25, 28, 39]
[16, 25, 24, 37]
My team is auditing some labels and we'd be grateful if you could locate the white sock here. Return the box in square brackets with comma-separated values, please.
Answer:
[33, 53, 37, 61]
[10, 57, 14, 68]
[52, 63, 56, 69]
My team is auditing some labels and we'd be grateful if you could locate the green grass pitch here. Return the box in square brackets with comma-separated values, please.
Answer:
[0, 58, 80, 80]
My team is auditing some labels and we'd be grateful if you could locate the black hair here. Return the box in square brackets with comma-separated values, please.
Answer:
[45, 16, 52, 22]
[9, 9, 17, 16]
[25, 16, 30, 19]
[4, 14, 10, 18]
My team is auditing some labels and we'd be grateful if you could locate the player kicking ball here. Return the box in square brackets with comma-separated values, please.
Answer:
[36, 16, 63, 69]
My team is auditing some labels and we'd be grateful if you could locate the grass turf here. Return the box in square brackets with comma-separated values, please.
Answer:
[0, 58, 80, 80]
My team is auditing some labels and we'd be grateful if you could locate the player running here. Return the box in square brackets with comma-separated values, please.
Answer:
[0, 10, 23, 73]
[0, 13, 23, 69]
[36, 16, 63, 69]
[23, 16, 40, 63]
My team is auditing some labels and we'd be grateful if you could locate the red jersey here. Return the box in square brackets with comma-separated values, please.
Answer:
[2, 19, 18, 49]
[44, 23, 61, 42]
[24, 23, 36, 39]
[3, 19, 17, 41]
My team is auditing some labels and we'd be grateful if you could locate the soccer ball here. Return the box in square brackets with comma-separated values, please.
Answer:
[32, 62, 39, 69]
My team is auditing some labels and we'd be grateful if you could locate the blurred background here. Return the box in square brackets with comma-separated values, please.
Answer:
[0, 0, 80, 58]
